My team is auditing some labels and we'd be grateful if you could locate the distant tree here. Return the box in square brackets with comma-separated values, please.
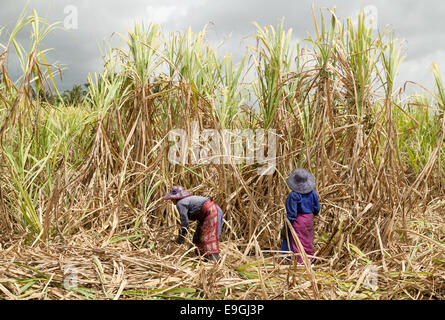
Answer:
[62, 83, 88, 106]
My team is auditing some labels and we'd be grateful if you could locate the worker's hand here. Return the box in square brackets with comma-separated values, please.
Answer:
[176, 235, 185, 244]
[176, 227, 188, 244]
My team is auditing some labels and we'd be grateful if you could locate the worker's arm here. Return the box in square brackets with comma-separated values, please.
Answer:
[176, 202, 189, 244]
[285, 192, 300, 222]
[312, 191, 321, 216]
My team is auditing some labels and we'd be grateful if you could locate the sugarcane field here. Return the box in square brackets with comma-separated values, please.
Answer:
[0, 1, 444, 301]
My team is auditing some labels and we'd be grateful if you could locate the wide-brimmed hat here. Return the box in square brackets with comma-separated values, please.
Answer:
[286, 168, 316, 194]
[162, 186, 192, 200]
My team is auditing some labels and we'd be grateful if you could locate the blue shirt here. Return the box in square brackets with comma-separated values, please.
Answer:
[285, 190, 321, 222]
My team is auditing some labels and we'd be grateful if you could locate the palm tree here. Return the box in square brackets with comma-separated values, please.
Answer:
[62, 83, 88, 106]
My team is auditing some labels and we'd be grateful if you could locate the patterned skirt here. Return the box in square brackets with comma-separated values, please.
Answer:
[280, 213, 314, 263]
[195, 199, 220, 256]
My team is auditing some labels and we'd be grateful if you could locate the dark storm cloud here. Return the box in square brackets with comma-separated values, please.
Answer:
[1, 0, 444, 92]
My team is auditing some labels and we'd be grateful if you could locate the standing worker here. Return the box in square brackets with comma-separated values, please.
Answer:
[280, 168, 321, 263]
[163, 186, 223, 262]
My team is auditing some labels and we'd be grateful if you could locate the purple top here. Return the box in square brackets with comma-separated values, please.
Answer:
[285, 190, 321, 222]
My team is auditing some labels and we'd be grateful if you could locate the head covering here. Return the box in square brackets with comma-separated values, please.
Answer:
[286, 168, 316, 194]
[162, 186, 192, 200]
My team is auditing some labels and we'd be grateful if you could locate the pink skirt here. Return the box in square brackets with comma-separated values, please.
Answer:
[280, 213, 314, 263]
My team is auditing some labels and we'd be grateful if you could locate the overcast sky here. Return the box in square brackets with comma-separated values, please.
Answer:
[1, 0, 444, 94]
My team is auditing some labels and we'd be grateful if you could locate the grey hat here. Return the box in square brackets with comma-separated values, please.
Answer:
[286, 168, 316, 194]
[162, 186, 192, 200]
